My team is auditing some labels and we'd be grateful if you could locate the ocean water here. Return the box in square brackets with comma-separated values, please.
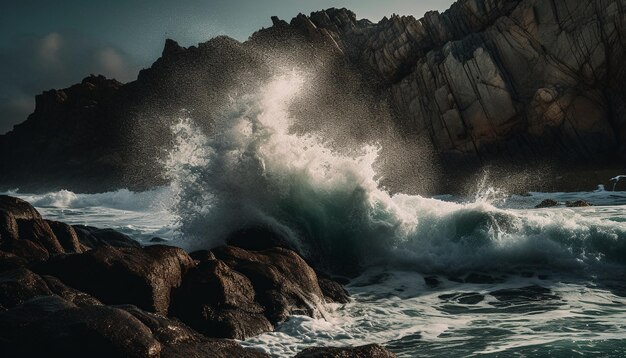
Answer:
[6, 71, 626, 356]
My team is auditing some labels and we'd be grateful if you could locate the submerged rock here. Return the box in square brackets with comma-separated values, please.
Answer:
[566, 200, 593, 207]
[535, 199, 559, 208]
[294, 344, 397, 357]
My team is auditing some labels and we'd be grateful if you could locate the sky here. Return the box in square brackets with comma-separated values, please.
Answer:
[0, 0, 455, 134]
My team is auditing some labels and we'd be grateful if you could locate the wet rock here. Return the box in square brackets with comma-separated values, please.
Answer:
[212, 246, 327, 323]
[294, 344, 397, 357]
[535, 199, 559, 208]
[189, 249, 217, 262]
[172, 259, 273, 339]
[0, 268, 101, 309]
[566, 200, 593, 207]
[0, 250, 28, 272]
[38, 245, 194, 314]
[0, 197, 67, 260]
[0, 268, 53, 309]
[46, 220, 83, 253]
[40, 275, 102, 306]
[318, 277, 350, 304]
[0, 296, 267, 358]
[4, 303, 162, 357]
[118, 304, 269, 357]
[73, 225, 141, 249]
[0, 196, 42, 220]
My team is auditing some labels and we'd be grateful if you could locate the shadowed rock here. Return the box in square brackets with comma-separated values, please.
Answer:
[73, 225, 142, 249]
[37, 245, 194, 314]
[172, 259, 273, 339]
[294, 344, 397, 357]
[535, 199, 559, 208]
[0, 296, 268, 358]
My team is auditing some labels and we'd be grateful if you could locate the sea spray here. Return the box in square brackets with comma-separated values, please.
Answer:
[160, 70, 626, 275]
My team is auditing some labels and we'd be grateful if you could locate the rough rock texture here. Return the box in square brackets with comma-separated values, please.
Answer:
[213, 246, 327, 322]
[73, 225, 142, 249]
[0, 296, 268, 358]
[37, 245, 195, 314]
[0, 268, 101, 309]
[173, 246, 348, 339]
[0, 195, 77, 262]
[172, 259, 273, 339]
[2, 1, 624, 194]
[294, 344, 397, 357]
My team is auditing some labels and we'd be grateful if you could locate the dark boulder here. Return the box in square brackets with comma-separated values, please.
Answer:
[535, 199, 559, 208]
[0, 268, 53, 309]
[73, 225, 141, 249]
[0, 268, 101, 309]
[566, 200, 593, 207]
[317, 277, 350, 304]
[5, 304, 162, 357]
[0, 195, 41, 220]
[0, 250, 28, 272]
[0, 296, 268, 358]
[38, 245, 194, 314]
[46, 220, 84, 253]
[16, 217, 64, 254]
[172, 259, 273, 339]
[212, 246, 327, 323]
[0, 197, 67, 260]
[118, 304, 270, 358]
[294, 344, 397, 357]
[189, 249, 217, 262]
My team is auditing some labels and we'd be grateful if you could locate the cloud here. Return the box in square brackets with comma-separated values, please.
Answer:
[37, 32, 63, 66]
[0, 31, 141, 134]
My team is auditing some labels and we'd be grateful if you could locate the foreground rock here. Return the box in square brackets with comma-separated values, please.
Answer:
[0, 196, 72, 262]
[0, 296, 268, 358]
[295, 344, 396, 357]
[37, 245, 194, 314]
[173, 246, 350, 339]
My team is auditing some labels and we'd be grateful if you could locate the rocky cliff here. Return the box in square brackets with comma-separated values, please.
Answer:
[1, 0, 625, 193]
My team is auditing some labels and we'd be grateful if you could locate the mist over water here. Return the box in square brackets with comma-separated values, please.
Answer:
[158, 70, 626, 277]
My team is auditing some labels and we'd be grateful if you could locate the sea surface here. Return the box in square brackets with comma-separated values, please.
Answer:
[6, 72, 626, 357]
[5, 188, 626, 357]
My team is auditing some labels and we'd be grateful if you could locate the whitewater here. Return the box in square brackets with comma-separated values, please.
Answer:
[5, 71, 626, 357]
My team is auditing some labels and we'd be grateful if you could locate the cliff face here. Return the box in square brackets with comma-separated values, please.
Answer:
[294, 1, 626, 167]
[1, 0, 625, 193]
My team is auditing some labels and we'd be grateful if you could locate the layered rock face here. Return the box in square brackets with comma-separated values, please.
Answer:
[1, 0, 625, 194]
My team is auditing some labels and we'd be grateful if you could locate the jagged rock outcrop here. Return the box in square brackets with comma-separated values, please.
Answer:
[172, 245, 349, 339]
[36, 245, 195, 315]
[0, 195, 351, 352]
[1, 0, 624, 194]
